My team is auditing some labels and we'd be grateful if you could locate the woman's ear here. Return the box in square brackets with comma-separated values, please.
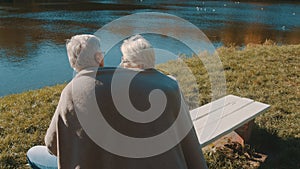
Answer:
[138, 64, 144, 69]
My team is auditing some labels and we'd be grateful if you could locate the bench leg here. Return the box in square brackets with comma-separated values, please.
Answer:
[235, 120, 254, 143]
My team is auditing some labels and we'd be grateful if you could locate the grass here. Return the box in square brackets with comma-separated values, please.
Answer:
[157, 42, 300, 168]
[0, 43, 299, 168]
[0, 85, 65, 168]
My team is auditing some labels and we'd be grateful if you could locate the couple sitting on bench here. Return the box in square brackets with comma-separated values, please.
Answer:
[27, 34, 209, 169]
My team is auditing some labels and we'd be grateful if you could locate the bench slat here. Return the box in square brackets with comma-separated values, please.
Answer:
[190, 95, 243, 121]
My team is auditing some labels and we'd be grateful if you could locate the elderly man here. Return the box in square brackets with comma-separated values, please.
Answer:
[26, 34, 104, 169]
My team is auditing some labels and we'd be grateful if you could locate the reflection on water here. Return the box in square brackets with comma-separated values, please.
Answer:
[0, 0, 299, 96]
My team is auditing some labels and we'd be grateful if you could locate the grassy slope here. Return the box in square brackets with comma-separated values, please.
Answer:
[158, 43, 300, 169]
[0, 44, 299, 169]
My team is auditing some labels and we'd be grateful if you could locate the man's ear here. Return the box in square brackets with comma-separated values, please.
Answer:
[99, 59, 104, 67]
[95, 52, 104, 67]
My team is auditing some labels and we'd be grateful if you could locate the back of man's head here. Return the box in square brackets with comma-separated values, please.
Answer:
[66, 34, 103, 72]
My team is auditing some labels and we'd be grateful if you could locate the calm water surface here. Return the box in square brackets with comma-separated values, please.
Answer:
[0, 0, 299, 96]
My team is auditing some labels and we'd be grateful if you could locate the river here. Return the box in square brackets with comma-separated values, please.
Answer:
[0, 0, 299, 96]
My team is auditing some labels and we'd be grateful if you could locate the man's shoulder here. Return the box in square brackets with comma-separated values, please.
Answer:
[60, 82, 73, 99]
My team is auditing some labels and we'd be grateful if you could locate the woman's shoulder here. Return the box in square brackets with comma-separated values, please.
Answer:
[167, 75, 177, 81]
[59, 82, 73, 99]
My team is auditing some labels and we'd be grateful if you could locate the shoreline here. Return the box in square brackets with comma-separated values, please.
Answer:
[1, 42, 298, 98]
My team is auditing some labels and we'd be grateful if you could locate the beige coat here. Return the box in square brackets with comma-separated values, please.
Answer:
[45, 67, 208, 169]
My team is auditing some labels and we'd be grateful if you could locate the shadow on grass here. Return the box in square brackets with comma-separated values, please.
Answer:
[249, 125, 300, 169]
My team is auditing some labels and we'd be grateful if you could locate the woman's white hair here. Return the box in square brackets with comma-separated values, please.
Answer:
[120, 34, 155, 69]
[66, 34, 103, 72]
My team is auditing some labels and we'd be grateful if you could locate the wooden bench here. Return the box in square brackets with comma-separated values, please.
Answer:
[189, 95, 270, 147]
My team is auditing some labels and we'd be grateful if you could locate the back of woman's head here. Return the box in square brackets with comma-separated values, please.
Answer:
[120, 35, 155, 69]
[66, 34, 103, 72]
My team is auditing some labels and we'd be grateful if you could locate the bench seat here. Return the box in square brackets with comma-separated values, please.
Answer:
[189, 95, 270, 147]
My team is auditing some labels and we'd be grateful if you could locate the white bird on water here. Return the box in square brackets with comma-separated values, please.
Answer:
[282, 26, 286, 30]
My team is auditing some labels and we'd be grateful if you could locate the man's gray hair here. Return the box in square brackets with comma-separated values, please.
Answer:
[121, 35, 155, 69]
[66, 34, 103, 72]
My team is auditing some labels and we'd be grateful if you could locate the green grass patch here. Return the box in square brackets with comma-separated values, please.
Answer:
[0, 43, 299, 168]
[0, 85, 65, 169]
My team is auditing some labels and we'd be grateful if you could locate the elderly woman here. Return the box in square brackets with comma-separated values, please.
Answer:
[26, 34, 104, 169]
[117, 35, 208, 169]
[119, 34, 155, 69]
